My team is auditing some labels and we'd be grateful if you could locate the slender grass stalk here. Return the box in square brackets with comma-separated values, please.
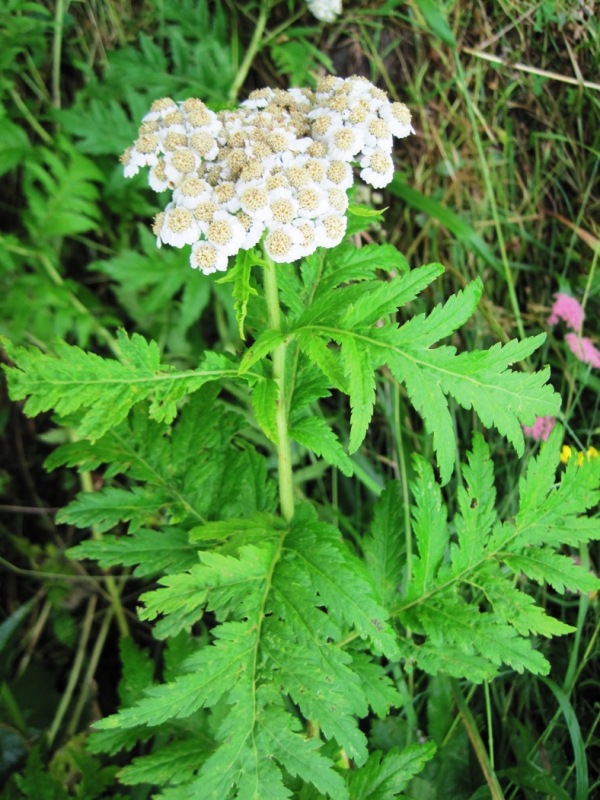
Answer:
[453, 51, 526, 341]
[79, 467, 130, 638]
[484, 680, 495, 769]
[47, 593, 97, 746]
[51, 0, 69, 109]
[67, 606, 114, 737]
[262, 255, 295, 522]
[453, 682, 505, 800]
[228, 1, 270, 103]
[9, 88, 52, 144]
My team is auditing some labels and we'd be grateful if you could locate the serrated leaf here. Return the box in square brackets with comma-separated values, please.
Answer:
[57, 485, 167, 533]
[252, 377, 279, 442]
[94, 621, 256, 730]
[120, 739, 211, 787]
[364, 483, 405, 608]
[139, 543, 275, 638]
[287, 507, 400, 659]
[409, 456, 448, 595]
[3, 332, 241, 440]
[217, 248, 259, 340]
[504, 548, 600, 594]
[290, 416, 353, 476]
[239, 329, 287, 373]
[67, 527, 197, 576]
[350, 653, 403, 718]
[347, 742, 437, 799]
[341, 263, 443, 329]
[258, 707, 349, 799]
[340, 335, 376, 454]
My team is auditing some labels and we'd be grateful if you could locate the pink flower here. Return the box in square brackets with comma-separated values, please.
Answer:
[565, 334, 600, 368]
[547, 293, 585, 332]
[522, 415, 556, 442]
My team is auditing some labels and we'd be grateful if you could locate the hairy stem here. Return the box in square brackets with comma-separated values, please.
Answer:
[263, 255, 295, 522]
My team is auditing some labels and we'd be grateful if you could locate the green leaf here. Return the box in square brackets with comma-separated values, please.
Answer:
[67, 528, 197, 576]
[139, 543, 276, 638]
[340, 335, 376, 454]
[3, 332, 241, 440]
[23, 146, 103, 239]
[217, 248, 259, 340]
[504, 548, 600, 594]
[346, 742, 437, 799]
[364, 483, 405, 608]
[340, 264, 443, 329]
[57, 485, 167, 533]
[251, 377, 279, 442]
[409, 456, 448, 596]
[450, 433, 497, 572]
[414, 0, 456, 47]
[239, 329, 287, 373]
[289, 416, 354, 476]
[516, 426, 600, 547]
[258, 707, 349, 799]
[94, 621, 256, 730]
[287, 507, 400, 659]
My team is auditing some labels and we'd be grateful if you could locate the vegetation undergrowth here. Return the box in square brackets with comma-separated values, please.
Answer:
[1, 1, 599, 798]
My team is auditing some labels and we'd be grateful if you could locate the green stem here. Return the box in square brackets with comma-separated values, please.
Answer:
[47, 593, 97, 746]
[262, 255, 295, 522]
[453, 682, 505, 800]
[52, 0, 69, 109]
[228, 1, 270, 103]
[79, 467, 130, 638]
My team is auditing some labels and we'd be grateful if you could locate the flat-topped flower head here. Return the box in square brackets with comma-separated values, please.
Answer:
[122, 77, 413, 272]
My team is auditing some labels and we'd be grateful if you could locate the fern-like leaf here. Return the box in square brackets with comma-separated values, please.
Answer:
[3, 332, 244, 440]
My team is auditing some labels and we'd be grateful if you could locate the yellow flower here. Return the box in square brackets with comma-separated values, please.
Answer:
[560, 443, 598, 466]
[560, 445, 572, 464]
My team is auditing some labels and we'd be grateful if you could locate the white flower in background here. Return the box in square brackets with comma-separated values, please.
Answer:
[306, 0, 342, 23]
[122, 77, 413, 274]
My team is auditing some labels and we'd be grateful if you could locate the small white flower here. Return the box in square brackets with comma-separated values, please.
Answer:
[173, 177, 212, 209]
[239, 184, 271, 221]
[242, 88, 276, 110]
[379, 101, 414, 138]
[325, 160, 353, 190]
[189, 131, 219, 161]
[159, 205, 200, 248]
[359, 148, 395, 188]
[296, 185, 330, 218]
[142, 97, 178, 123]
[190, 241, 229, 274]
[314, 214, 347, 248]
[268, 187, 299, 226]
[164, 148, 201, 186]
[237, 211, 265, 250]
[324, 124, 366, 160]
[292, 218, 318, 258]
[148, 158, 170, 192]
[206, 210, 246, 256]
[264, 224, 304, 263]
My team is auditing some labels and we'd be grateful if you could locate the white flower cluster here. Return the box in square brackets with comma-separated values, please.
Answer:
[306, 0, 342, 23]
[122, 76, 413, 274]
